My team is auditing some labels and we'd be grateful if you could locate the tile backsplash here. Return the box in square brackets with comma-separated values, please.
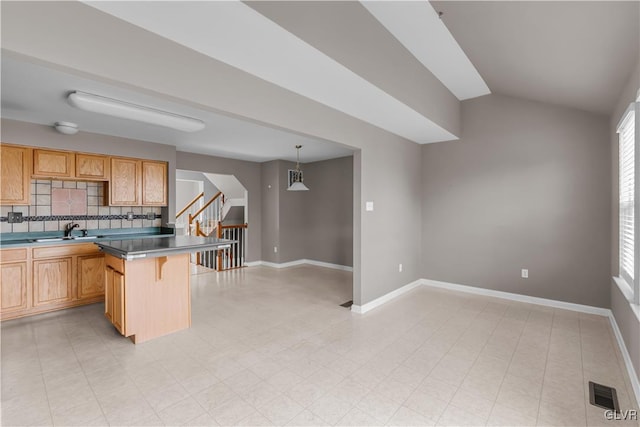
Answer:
[1, 179, 162, 233]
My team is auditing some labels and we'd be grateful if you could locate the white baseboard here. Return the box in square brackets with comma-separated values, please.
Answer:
[351, 279, 422, 314]
[608, 313, 640, 408]
[245, 259, 352, 272]
[422, 279, 611, 316]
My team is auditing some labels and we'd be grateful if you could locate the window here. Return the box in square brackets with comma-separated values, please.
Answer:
[618, 100, 640, 304]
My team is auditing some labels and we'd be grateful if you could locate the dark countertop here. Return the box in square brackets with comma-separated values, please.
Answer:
[0, 227, 175, 248]
[96, 235, 234, 260]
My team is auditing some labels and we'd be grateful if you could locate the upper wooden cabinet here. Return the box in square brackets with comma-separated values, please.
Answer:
[108, 158, 168, 207]
[109, 157, 141, 206]
[76, 153, 109, 180]
[33, 149, 75, 178]
[141, 161, 167, 206]
[0, 145, 31, 205]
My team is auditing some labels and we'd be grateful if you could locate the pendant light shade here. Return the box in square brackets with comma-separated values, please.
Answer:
[288, 145, 309, 191]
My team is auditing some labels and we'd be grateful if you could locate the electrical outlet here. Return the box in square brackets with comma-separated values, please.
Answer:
[399, 263, 403, 273]
[126, 211, 134, 221]
[366, 201, 374, 211]
[274, 246, 278, 253]
[146, 212, 155, 220]
[7, 212, 23, 223]
[521, 269, 528, 278]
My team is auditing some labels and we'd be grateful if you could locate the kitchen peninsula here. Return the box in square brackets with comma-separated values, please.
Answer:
[96, 235, 232, 343]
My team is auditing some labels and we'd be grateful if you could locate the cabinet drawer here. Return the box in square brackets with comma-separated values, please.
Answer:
[1, 248, 28, 263]
[33, 243, 100, 259]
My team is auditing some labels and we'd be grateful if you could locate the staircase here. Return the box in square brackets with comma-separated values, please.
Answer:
[175, 191, 247, 271]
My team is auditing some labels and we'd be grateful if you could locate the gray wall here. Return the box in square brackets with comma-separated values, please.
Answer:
[260, 156, 354, 267]
[610, 58, 640, 384]
[176, 170, 219, 202]
[176, 151, 262, 263]
[300, 156, 353, 266]
[2, 1, 429, 306]
[260, 160, 280, 264]
[1, 119, 177, 225]
[422, 94, 611, 308]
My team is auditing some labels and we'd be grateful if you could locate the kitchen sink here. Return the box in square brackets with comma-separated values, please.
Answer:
[31, 235, 105, 243]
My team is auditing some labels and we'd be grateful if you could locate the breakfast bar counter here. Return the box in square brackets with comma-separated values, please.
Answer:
[96, 236, 233, 343]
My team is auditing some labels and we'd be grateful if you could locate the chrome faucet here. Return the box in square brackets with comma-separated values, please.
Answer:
[64, 222, 80, 237]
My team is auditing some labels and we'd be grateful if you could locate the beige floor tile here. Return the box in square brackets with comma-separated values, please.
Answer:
[487, 403, 537, 426]
[210, 394, 257, 426]
[337, 407, 384, 426]
[537, 399, 587, 426]
[308, 392, 354, 425]
[286, 409, 329, 426]
[437, 404, 487, 426]
[1, 266, 636, 427]
[158, 396, 207, 426]
[355, 390, 402, 424]
[448, 388, 495, 420]
[257, 395, 305, 425]
[387, 406, 436, 426]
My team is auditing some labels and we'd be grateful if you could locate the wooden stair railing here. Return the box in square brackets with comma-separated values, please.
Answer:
[216, 221, 248, 271]
[176, 191, 204, 220]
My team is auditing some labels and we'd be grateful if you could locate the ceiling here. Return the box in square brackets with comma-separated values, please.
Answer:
[1, 0, 638, 163]
[1, 56, 354, 163]
[432, 1, 640, 115]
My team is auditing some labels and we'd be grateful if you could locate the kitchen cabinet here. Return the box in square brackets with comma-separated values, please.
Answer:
[0, 243, 105, 321]
[109, 157, 141, 206]
[103, 252, 190, 343]
[141, 160, 167, 206]
[0, 144, 31, 205]
[75, 153, 109, 180]
[77, 254, 105, 299]
[32, 149, 75, 178]
[0, 249, 29, 314]
[105, 257, 126, 335]
[32, 258, 73, 307]
[109, 158, 168, 207]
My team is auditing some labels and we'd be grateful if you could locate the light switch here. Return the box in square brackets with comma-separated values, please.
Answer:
[366, 201, 374, 211]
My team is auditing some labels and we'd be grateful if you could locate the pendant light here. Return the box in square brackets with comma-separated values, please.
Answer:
[288, 145, 309, 191]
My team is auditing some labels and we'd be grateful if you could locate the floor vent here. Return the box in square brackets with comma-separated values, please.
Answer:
[589, 381, 619, 411]
[340, 300, 353, 308]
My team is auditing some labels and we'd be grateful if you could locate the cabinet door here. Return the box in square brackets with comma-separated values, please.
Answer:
[112, 270, 125, 334]
[105, 266, 114, 322]
[76, 154, 109, 180]
[77, 255, 105, 299]
[0, 145, 31, 205]
[109, 158, 141, 205]
[33, 149, 74, 178]
[1, 262, 28, 314]
[141, 161, 167, 206]
[32, 258, 72, 306]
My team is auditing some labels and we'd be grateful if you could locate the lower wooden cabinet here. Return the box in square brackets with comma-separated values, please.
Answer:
[0, 244, 105, 320]
[1, 261, 28, 313]
[78, 255, 105, 299]
[105, 259, 126, 335]
[33, 258, 72, 306]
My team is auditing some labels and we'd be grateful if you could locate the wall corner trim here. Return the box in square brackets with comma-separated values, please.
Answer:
[351, 279, 423, 314]
[245, 259, 353, 272]
[608, 312, 640, 408]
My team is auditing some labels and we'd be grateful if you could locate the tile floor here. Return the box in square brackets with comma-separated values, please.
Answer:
[1, 265, 638, 426]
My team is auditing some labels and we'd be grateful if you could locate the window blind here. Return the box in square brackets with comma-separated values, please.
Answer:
[619, 109, 636, 285]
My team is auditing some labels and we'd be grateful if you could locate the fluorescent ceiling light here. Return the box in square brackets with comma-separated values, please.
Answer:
[67, 91, 205, 132]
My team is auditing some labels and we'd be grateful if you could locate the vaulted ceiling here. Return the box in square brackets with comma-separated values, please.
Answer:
[1, 1, 637, 162]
